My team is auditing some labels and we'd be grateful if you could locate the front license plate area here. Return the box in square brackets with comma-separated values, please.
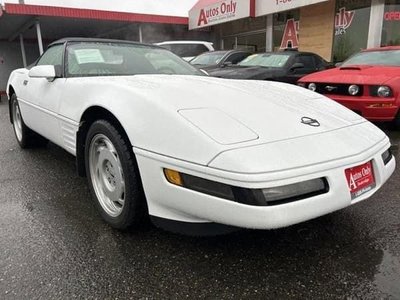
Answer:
[345, 161, 376, 200]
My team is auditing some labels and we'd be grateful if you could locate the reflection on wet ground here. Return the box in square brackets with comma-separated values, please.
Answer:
[0, 101, 399, 299]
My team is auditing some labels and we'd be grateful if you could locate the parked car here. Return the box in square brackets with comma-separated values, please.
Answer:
[209, 50, 331, 84]
[190, 50, 252, 72]
[155, 40, 214, 61]
[298, 46, 400, 126]
[6, 38, 395, 235]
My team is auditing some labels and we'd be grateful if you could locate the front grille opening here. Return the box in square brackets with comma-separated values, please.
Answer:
[316, 83, 363, 96]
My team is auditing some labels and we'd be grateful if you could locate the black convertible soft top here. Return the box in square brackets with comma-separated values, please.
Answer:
[49, 37, 160, 49]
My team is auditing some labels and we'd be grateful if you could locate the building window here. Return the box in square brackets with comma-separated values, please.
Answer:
[220, 17, 267, 51]
[332, 0, 372, 63]
[382, 0, 400, 46]
[273, 10, 300, 51]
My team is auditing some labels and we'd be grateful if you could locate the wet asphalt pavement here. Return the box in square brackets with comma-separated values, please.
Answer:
[0, 99, 400, 299]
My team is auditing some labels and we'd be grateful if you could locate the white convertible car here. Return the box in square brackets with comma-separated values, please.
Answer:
[6, 38, 395, 235]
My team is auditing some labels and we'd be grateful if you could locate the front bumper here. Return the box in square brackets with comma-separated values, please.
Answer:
[325, 95, 398, 121]
[133, 137, 395, 230]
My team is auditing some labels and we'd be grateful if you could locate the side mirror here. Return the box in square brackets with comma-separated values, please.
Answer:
[222, 61, 233, 68]
[200, 69, 209, 76]
[335, 62, 343, 67]
[28, 65, 56, 81]
[290, 62, 304, 70]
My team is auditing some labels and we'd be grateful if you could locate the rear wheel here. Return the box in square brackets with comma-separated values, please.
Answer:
[85, 120, 147, 229]
[11, 94, 48, 148]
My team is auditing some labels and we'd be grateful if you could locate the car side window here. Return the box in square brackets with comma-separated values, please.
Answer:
[314, 56, 327, 70]
[226, 53, 250, 65]
[36, 45, 64, 66]
[295, 55, 316, 70]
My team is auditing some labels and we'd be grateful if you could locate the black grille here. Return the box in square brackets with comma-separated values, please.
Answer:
[315, 83, 363, 96]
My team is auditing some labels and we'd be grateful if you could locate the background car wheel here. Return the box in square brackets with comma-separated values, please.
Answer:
[85, 120, 148, 229]
[11, 94, 48, 148]
[393, 111, 400, 130]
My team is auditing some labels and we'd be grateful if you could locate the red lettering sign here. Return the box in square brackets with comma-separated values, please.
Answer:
[280, 19, 299, 49]
[197, 0, 237, 27]
[335, 7, 355, 35]
[197, 9, 208, 26]
[384, 11, 400, 21]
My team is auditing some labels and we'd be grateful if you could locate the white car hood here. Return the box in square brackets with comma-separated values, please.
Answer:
[118, 75, 364, 145]
[64, 74, 381, 168]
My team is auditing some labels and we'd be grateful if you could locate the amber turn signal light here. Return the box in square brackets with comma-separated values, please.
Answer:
[164, 169, 183, 186]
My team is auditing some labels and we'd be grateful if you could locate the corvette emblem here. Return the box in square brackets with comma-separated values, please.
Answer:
[301, 117, 320, 127]
[325, 85, 337, 92]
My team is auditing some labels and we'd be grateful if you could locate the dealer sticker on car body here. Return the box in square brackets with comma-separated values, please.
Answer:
[345, 161, 376, 200]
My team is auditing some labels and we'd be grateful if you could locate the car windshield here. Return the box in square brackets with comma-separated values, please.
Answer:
[238, 53, 290, 68]
[66, 42, 203, 77]
[190, 52, 226, 65]
[342, 50, 400, 67]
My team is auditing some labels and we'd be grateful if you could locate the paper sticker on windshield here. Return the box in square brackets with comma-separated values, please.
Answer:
[74, 49, 105, 64]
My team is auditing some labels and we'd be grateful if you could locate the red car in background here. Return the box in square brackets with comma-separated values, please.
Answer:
[298, 46, 400, 126]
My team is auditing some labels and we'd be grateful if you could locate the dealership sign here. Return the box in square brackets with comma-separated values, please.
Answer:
[280, 19, 300, 49]
[335, 7, 355, 36]
[255, 0, 329, 16]
[189, 0, 255, 30]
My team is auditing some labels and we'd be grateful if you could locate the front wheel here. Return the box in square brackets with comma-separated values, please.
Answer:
[85, 120, 147, 229]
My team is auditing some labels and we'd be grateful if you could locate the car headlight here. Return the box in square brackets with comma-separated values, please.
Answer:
[348, 84, 360, 96]
[377, 86, 392, 98]
[164, 169, 329, 206]
[261, 178, 328, 204]
[308, 83, 317, 92]
[382, 148, 393, 165]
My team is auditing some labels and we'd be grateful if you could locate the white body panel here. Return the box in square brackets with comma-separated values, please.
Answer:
[7, 68, 395, 229]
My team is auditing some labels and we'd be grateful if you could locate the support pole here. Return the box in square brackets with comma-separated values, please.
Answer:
[35, 20, 44, 55]
[19, 34, 27, 67]
[367, 0, 385, 48]
[138, 24, 143, 43]
[266, 14, 273, 52]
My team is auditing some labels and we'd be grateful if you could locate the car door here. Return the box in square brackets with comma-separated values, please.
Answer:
[286, 54, 318, 84]
[23, 44, 67, 147]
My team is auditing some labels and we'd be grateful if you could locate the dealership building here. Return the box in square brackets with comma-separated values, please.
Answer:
[1, 0, 400, 96]
[189, 0, 400, 62]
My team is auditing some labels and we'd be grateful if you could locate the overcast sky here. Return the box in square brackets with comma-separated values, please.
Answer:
[1, 0, 200, 17]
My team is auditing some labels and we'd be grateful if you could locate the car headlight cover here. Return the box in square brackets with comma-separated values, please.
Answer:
[377, 86, 391, 98]
[164, 169, 329, 206]
[348, 84, 360, 96]
[308, 83, 317, 91]
[382, 148, 393, 165]
[262, 178, 328, 203]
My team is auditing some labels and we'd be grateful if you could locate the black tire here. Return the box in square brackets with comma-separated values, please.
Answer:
[393, 111, 400, 130]
[10, 94, 48, 148]
[84, 119, 148, 230]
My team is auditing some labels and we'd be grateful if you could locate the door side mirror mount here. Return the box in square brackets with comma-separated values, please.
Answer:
[28, 65, 56, 81]
[222, 61, 233, 68]
[290, 62, 305, 71]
